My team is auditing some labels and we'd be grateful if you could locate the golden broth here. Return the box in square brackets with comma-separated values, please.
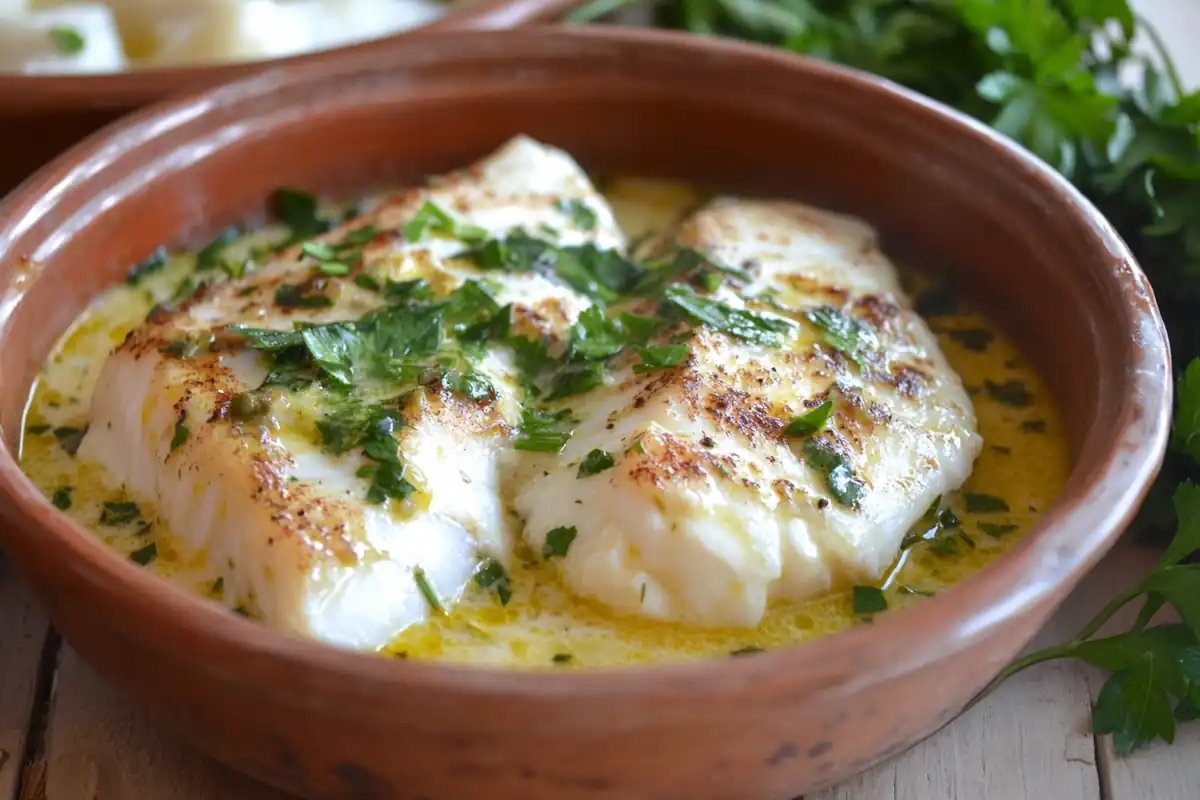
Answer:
[19, 179, 1070, 668]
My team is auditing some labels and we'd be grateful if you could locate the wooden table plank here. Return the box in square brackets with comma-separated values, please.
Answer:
[41, 648, 286, 800]
[0, 558, 54, 800]
[811, 567, 1105, 800]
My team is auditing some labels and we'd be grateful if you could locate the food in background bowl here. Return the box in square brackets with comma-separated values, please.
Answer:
[20, 134, 1070, 667]
[0, 0, 455, 73]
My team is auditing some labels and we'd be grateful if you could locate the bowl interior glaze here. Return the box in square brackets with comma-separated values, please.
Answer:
[0, 28, 1170, 800]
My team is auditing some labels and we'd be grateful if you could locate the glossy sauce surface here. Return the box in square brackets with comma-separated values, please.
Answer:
[19, 178, 1070, 667]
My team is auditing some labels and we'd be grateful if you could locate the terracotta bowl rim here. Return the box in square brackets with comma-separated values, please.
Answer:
[0, 0, 585, 111]
[0, 26, 1172, 703]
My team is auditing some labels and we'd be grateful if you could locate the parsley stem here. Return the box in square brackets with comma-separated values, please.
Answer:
[1136, 14, 1184, 100]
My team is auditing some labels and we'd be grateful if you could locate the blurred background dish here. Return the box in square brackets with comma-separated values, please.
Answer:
[0, 0, 582, 192]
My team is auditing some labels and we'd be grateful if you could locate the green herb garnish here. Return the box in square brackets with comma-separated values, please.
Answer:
[985, 379, 1033, 407]
[965, 493, 1010, 513]
[412, 566, 444, 614]
[803, 438, 866, 506]
[852, 585, 888, 615]
[663, 284, 793, 347]
[52, 426, 87, 456]
[785, 397, 834, 437]
[806, 305, 873, 366]
[273, 188, 334, 239]
[474, 559, 512, 606]
[578, 449, 615, 478]
[170, 416, 189, 452]
[404, 201, 487, 244]
[48, 27, 85, 55]
[99, 501, 140, 526]
[632, 344, 689, 372]
[515, 408, 575, 453]
[195, 227, 241, 272]
[556, 199, 598, 230]
[130, 543, 157, 566]
[946, 328, 994, 352]
[126, 248, 168, 285]
[552, 653, 574, 664]
[543, 526, 578, 559]
[980, 523, 1019, 537]
[51, 487, 72, 510]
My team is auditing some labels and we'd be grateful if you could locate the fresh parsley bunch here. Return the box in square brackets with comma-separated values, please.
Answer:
[570, 0, 1200, 755]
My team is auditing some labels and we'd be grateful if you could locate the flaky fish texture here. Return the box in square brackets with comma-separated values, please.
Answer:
[83, 137, 980, 647]
[514, 198, 981, 627]
[83, 136, 621, 649]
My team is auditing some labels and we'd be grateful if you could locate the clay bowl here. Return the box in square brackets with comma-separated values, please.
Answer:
[0, 0, 583, 194]
[0, 26, 1171, 800]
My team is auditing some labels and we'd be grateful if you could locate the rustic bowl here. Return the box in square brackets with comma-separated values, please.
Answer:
[0, 27, 1171, 800]
[0, 0, 583, 193]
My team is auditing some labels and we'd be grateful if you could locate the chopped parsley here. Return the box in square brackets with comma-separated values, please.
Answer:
[226, 326, 304, 351]
[785, 397, 834, 437]
[985, 379, 1033, 407]
[852, 585, 888, 615]
[52, 426, 87, 456]
[474, 559, 512, 606]
[130, 543, 158, 566]
[48, 26, 85, 55]
[981, 522, 1019, 537]
[272, 188, 334, 240]
[99, 501, 140, 526]
[543, 526, 578, 559]
[1022, 420, 1048, 433]
[170, 416, 189, 452]
[126, 248, 168, 285]
[556, 199, 598, 230]
[412, 566, 444, 614]
[578, 449, 615, 478]
[515, 408, 574, 453]
[805, 305, 873, 366]
[803, 438, 866, 506]
[194, 227, 241, 272]
[274, 282, 334, 309]
[731, 646, 765, 656]
[552, 652, 574, 664]
[51, 487, 72, 510]
[946, 328, 994, 352]
[663, 285, 793, 347]
[25, 424, 49, 435]
[632, 344, 689, 372]
[965, 493, 1010, 513]
[404, 201, 487, 244]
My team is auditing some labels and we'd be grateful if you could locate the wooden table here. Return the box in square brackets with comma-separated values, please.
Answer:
[2, 1, 1199, 797]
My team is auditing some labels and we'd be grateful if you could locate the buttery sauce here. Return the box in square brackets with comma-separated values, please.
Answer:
[19, 178, 1070, 668]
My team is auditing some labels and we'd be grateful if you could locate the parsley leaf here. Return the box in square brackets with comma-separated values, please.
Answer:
[404, 201, 487, 244]
[515, 408, 575, 453]
[474, 559, 512, 606]
[543, 526, 578, 558]
[578, 449, 616, 478]
[852, 585, 888, 615]
[785, 397, 834, 437]
[803, 438, 866, 506]
[632, 343, 689, 372]
[663, 285, 793, 346]
[48, 27, 85, 55]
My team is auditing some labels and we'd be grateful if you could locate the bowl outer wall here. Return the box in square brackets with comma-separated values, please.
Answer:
[0, 27, 1172, 799]
[0, 0, 586, 194]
